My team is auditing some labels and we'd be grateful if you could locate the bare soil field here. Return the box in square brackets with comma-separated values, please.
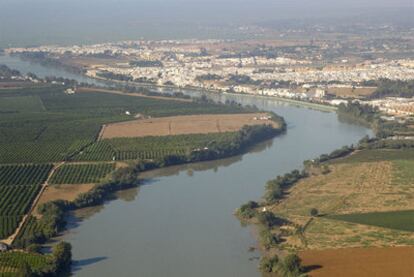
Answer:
[100, 113, 277, 139]
[33, 184, 95, 218]
[300, 247, 414, 277]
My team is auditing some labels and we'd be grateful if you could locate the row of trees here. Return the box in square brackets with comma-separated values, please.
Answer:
[368, 79, 414, 99]
[265, 170, 308, 204]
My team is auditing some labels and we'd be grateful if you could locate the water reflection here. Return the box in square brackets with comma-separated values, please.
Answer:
[140, 138, 273, 179]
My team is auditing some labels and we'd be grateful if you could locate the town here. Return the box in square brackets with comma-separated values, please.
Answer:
[6, 38, 414, 118]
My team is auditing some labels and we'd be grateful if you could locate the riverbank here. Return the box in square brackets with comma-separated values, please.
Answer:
[0, 55, 373, 276]
[237, 104, 414, 276]
[86, 73, 338, 112]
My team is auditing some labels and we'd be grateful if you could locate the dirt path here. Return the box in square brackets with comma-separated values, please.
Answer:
[0, 162, 65, 246]
[77, 87, 193, 102]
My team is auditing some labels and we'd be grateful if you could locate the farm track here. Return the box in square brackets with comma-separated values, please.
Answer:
[1, 162, 65, 246]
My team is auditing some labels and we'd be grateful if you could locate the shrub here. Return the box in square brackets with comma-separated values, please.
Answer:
[310, 208, 319, 217]
[260, 255, 279, 273]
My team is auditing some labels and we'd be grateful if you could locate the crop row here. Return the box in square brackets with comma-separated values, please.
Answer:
[0, 185, 41, 216]
[50, 163, 115, 185]
[0, 251, 48, 274]
[74, 132, 239, 162]
[0, 164, 52, 186]
[0, 216, 22, 239]
[12, 216, 44, 248]
[0, 139, 94, 164]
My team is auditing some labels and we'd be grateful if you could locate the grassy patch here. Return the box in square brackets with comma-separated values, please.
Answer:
[328, 210, 414, 232]
[392, 160, 414, 185]
[0, 96, 44, 113]
[335, 149, 414, 164]
[50, 163, 115, 184]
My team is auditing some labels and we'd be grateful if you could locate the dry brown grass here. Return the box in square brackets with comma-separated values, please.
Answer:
[271, 161, 414, 251]
[300, 247, 414, 277]
[100, 113, 278, 139]
[33, 184, 95, 218]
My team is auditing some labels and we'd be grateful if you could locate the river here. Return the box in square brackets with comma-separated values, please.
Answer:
[0, 55, 372, 277]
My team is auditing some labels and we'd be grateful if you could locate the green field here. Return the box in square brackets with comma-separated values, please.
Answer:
[0, 164, 52, 239]
[0, 183, 40, 239]
[0, 86, 252, 164]
[334, 149, 414, 164]
[328, 210, 414, 232]
[0, 164, 52, 186]
[50, 163, 115, 184]
[74, 132, 240, 161]
[0, 95, 45, 113]
[0, 251, 49, 275]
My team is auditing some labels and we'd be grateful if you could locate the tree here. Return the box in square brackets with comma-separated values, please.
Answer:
[257, 211, 285, 228]
[310, 208, 319, 217]
[53, 241, 72, 273]
[260, 255, 279, 273]
[282, 254, 303, 276]
[112, 167, 139, 185]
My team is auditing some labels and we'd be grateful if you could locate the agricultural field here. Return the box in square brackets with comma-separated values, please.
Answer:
[0, 85, 253, 164]
[328, 210, 414, 232]
[269, 149, 414, 251]
[0, 84, 261, 244]
[0, 251, 49, 275]
[74, 132, 240, 161]
[0, 164, 52, 186]
[12, 216, 45, 248]
[100, 113, 277, 139]
[336, 149, 414, 163]
[34, 183, 96, 215]
[0, 185, 41, 239]
[49, 163, 115, 184]
[300, 247, 414, 277]
[0, 164, 52, 239]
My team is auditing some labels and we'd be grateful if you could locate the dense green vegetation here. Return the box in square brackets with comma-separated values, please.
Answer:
[369, 79, 414, 99]
[260, 254, 305, 276]
[0, 64, 21, 79]
[0, 251, 49, 276]
[264, 170, 308, 204]
[74, 132, 239, 161]
[0, 164, 52, 186]
[49, 163, 115, 184]
[337, 149, 414, 163]
[337, 102, 413, 138]
[0, 242, 72, 276]
[0, 185, 41, 239]
[328, 210, 414, 232]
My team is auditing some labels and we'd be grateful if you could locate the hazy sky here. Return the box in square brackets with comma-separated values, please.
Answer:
[0, 0, 413, 47]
